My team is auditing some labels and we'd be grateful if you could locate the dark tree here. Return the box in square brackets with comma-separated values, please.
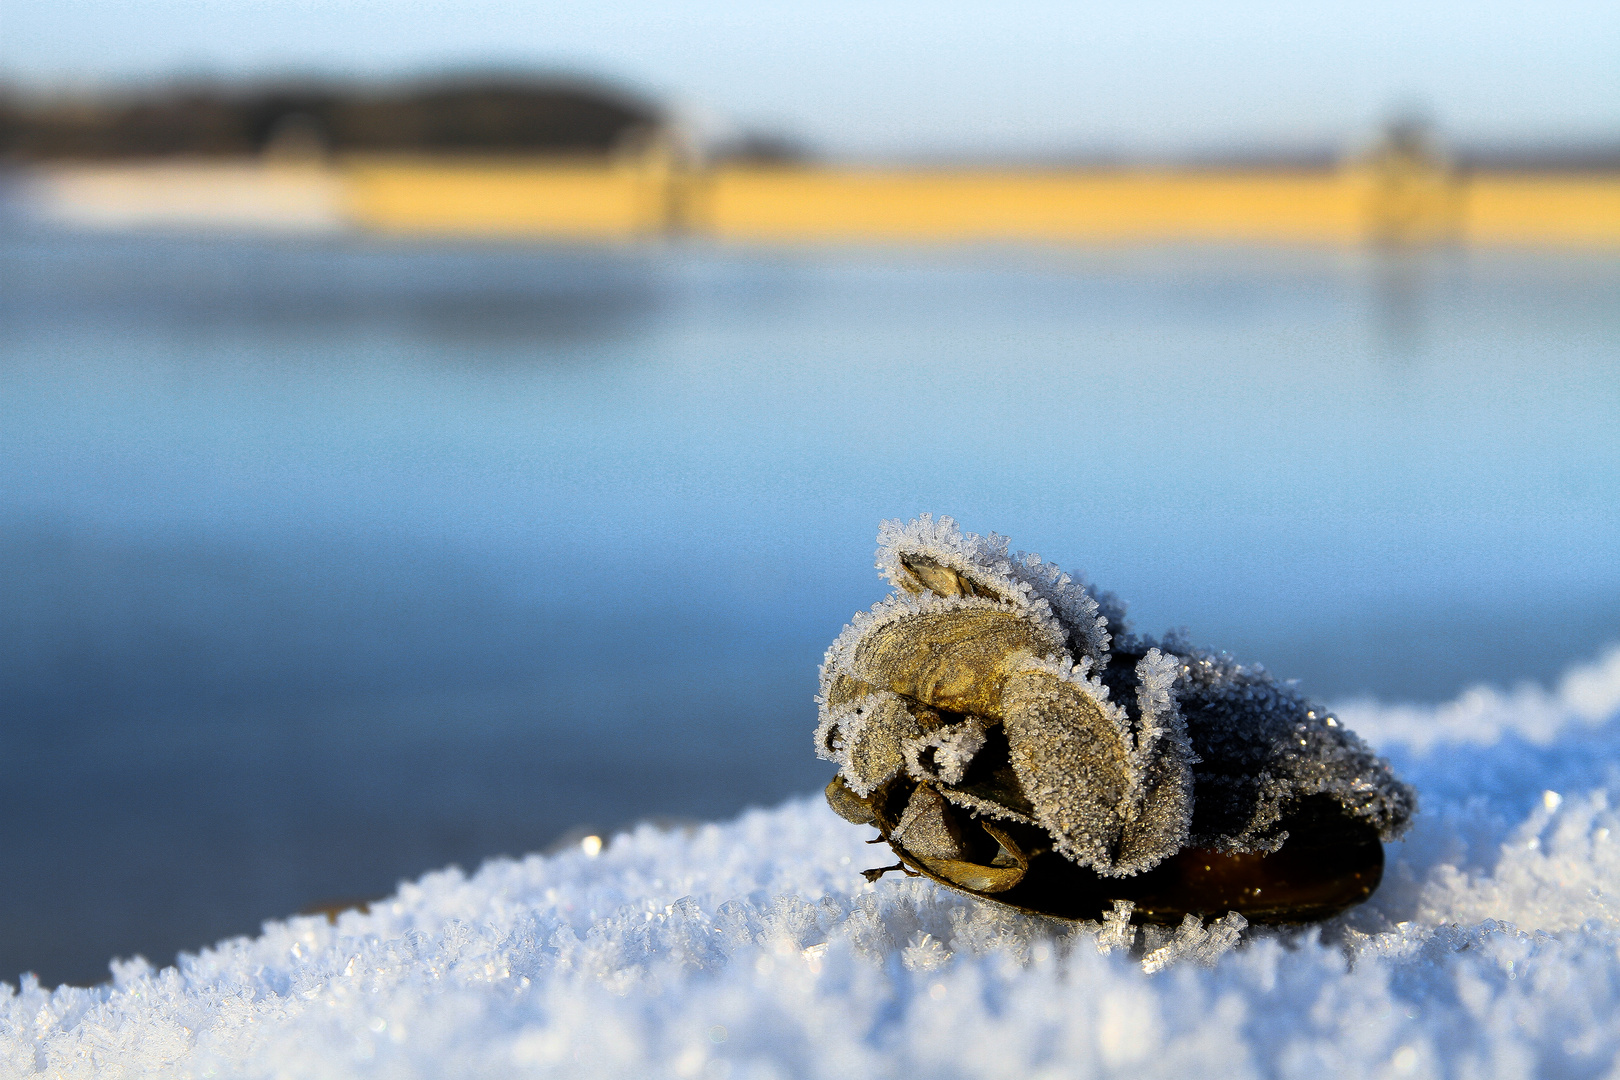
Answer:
[0, 77, 662, 161]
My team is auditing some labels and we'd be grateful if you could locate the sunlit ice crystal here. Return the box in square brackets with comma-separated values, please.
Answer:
[819, 514, 1416, 925]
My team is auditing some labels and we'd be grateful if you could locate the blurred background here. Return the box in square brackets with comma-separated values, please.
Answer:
[2, 0, 1617, 986]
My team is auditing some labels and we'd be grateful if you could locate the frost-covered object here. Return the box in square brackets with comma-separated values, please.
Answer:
[817, 515, 1414, 923]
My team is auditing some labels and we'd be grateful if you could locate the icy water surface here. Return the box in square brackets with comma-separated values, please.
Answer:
[2, 231, 1617, 984]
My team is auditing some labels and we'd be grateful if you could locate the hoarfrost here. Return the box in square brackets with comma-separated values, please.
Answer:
[1001, 661, 1189, 875]
[1094, 899, 1138, 954]
[7, 642, 1620, 1076]
[893, 785, 969, 860]
[1139, 912, 1249, 974]
[1168, 636, 1415, 852]
[816, 692, 922, 797]
[903, 717, 987, 786]
[874, 513, 1114, 660]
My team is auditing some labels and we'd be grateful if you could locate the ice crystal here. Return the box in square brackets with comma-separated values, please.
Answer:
[894, 785, 969, 859]
[1166, 634, 1415, 852]
[816, 692, 922, 797]
[904, 717, 987, 786]
[874, 512, 1113, 660]
[1094, 899, 1138, 954]
[1139, 911, 1250, 974]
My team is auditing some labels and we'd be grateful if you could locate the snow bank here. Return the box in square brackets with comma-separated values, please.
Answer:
[6, 648, 1620, 1079]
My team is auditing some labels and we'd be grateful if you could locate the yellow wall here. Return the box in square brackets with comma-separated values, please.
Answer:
[1464, 177, 1620, 248]
[345, 158, 670, 239]
[699, 169, 1365, 244]
[340, 158, 1620, 249]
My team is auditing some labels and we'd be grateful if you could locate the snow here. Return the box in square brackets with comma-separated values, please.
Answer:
[6, 646, 1620, 1078]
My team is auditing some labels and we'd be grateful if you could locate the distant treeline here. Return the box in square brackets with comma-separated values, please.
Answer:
[2, 77, 1611, 170]
[0, 77, 663, 160]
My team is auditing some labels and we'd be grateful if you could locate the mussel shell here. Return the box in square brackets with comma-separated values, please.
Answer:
[833, 776, 1383, 925]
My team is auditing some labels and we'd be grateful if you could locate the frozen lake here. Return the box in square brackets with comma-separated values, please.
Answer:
[2, 231, 1616, 984]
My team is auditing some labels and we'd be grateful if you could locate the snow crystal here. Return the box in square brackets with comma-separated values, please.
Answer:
[1138, 912, 1249, 974]
[7, 646, 1620, 1078]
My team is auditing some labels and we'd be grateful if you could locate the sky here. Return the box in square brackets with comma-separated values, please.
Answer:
[2, 0, 1617, 159]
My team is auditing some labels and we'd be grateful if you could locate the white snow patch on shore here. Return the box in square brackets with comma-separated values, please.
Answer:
[1337, 644, 1620, 751]
[6, 647, 1620, 1078]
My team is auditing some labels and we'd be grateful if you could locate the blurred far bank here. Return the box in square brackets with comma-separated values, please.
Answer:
[4, 76, 1618, 249]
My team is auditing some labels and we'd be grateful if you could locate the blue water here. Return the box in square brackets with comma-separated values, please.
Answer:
[3, 230, 1617, 984]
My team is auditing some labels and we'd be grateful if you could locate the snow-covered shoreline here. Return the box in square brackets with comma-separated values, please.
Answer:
[6, 648, 1620, 1078]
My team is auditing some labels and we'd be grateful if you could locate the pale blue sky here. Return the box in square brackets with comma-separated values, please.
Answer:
[2, 0, 1616, 158]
